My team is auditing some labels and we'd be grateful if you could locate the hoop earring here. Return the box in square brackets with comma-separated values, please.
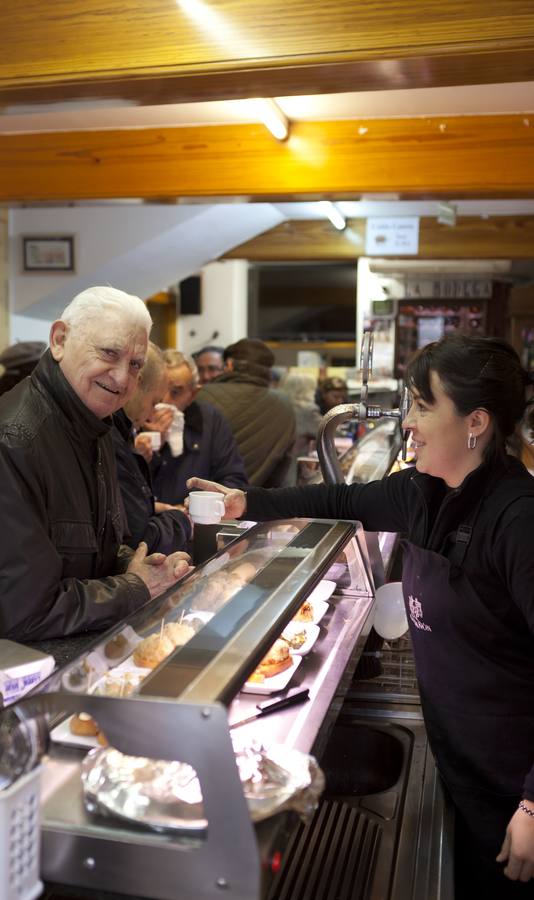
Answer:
[468, 433, 477, 450]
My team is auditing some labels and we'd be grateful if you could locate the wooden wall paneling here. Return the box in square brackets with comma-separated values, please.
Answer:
[2, 117, 534, 203]
[224, 216, 534, 261]
[0, 211, 9, 349]
[2, 1, 534, 105]
[146, 295, 177, 349]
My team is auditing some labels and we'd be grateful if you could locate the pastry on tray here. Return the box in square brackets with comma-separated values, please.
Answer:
[247, 639, 293, 684]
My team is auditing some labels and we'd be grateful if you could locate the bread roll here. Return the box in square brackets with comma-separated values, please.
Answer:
[133, 633, 174, 669]
[94, 672, 143, 697]
[164, 622, 195, 648]
[229, 561, 256, 582]
[104, 633, 129, 659]
[70, 713, 99, 736]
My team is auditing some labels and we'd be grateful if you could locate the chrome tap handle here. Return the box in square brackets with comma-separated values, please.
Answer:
[359, 330, 374, 417]
[399, 384, 411, 461]
[318, 330, 412, 484]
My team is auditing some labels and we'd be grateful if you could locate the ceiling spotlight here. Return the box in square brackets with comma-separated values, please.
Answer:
[318, 200, 346, 231]
[258, 99, 290, 141]
[437, 201, 457, 227]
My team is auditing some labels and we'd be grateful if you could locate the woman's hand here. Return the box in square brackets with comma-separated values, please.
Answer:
[186, 477, 247, 519]
[496, 801, 534, 882]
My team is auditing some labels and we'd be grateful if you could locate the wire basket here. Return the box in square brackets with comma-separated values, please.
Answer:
[355, 633, 419, 697]
[377, 634, 419, 695]
[0, 766, 43, 900]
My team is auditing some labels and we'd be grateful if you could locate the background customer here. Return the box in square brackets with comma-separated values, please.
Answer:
[198, 338, 296, 486]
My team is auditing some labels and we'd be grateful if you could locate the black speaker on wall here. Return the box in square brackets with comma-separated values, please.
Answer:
[179, 275, 201, 315]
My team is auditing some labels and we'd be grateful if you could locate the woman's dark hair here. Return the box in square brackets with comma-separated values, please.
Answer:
[405, 334, 529, 463]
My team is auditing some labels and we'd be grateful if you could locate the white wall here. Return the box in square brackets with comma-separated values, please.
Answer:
[178, 260, 249, 354]
[9, 205, 204, 315]
[10, 314, 52, 343]
[8, 203, 284, 324]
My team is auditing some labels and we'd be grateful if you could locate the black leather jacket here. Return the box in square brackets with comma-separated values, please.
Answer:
[0, 351, 149, 641]
[112, 408, 191, 554]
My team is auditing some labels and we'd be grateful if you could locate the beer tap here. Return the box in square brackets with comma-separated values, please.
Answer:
[317, 330, 410, 487]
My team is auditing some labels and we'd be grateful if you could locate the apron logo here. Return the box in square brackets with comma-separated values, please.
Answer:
[408, 594, 432, 632]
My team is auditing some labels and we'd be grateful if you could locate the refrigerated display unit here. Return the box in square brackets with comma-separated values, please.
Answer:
[1, 508, 453, 900]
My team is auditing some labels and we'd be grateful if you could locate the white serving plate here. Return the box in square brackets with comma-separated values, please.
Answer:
[50, 717, 100, 750]
[241, 654, 302, 695]
[50, 666, 147, 747]
[281, 622, 320, 656]
[308, 579, 336, 605]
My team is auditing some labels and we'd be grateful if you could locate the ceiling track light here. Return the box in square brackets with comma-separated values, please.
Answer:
[317, 200, 346, 231]
[259, 98, 290, 141]
[437, 201, 457, 227]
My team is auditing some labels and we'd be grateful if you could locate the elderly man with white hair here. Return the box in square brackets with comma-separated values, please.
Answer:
[0, 286, 191, 642]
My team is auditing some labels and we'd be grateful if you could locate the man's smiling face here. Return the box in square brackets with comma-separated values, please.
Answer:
[50, 310, 148, 419]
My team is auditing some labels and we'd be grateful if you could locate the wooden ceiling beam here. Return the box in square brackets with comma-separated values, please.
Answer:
[1, 1, 534, 106]
[1, 116, 534, 203]
[224, 216, 534, 261]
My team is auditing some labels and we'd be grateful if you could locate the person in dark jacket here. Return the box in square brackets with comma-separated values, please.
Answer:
[0, 340, 46, 396]
[188, 334, 534, 897]
[192, 345, 225, 384]
[0, 286, 191, 642]
[149, 350, 248, 505]
[112, 342, 191, 554]
[198, 338, 296, 487]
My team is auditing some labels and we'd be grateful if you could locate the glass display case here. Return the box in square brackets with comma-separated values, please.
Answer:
[297, 419, 402, 489]
[10, 517, 375, 900]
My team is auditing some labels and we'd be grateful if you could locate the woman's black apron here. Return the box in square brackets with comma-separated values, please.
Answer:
[401, 507, 534, 897]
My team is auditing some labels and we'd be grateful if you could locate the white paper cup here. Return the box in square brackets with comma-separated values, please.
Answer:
[188, 490, 226, 525]
[138, 431, 161, 451]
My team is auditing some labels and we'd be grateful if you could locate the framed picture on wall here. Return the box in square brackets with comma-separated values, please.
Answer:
[22, 236, 75, 272]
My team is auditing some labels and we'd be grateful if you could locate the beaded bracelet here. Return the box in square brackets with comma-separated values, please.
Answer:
[518, 801, 534, 818]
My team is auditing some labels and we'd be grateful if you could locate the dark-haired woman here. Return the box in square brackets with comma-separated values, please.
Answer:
[188, 334, 534, 897]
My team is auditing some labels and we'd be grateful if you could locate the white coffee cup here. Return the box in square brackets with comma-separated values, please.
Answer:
[138, 431, 161, 451]
[188, 491, 226, 525]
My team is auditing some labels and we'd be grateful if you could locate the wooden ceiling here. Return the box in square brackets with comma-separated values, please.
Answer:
[2, 0, 534, 269]
[2, 0, 534, 106]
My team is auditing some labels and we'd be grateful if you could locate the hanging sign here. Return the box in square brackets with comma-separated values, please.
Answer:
[403, 279, 492, 299]
[365, 217, 420, 255]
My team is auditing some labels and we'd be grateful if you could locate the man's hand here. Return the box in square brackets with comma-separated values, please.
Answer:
[144, 406, 174, 437]
[127, 542, 192, 598]
[134, 433, 154, 463]
[186, 477, 247, 519]
[496, 801, 534, 882]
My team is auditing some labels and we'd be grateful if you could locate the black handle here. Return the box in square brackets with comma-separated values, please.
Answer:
[256, 687, 309, 716]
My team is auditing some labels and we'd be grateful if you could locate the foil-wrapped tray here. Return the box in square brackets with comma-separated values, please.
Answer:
[81, 742, 324, 834]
